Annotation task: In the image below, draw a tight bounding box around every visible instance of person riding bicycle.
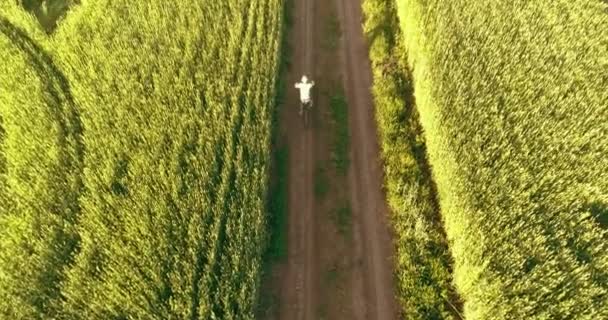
[295,75,315,115]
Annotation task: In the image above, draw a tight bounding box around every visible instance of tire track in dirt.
[335,0,400,319]
[280,0,315,318]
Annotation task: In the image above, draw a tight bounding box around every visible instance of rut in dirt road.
[281,0,315,318]
[336,0,399,319]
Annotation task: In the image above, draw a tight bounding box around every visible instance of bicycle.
[300,99,313,128]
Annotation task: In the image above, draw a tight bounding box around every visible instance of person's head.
[301,75,308,83]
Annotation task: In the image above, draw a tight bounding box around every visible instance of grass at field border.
[257,0,292,317]
[362,0,462,318]
[263,0,292,266]
[267,147,289,260]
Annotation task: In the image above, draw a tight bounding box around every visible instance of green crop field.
[391,0,608,319]
[0,0,282,319]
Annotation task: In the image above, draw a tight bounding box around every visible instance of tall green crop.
[396,0,608,319]
[0,12,83,319]
[0,0,283,318]
[53,0,281,319]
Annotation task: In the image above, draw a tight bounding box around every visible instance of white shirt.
[295,81,314,102]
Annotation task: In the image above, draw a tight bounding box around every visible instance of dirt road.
[273,0,399,319]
